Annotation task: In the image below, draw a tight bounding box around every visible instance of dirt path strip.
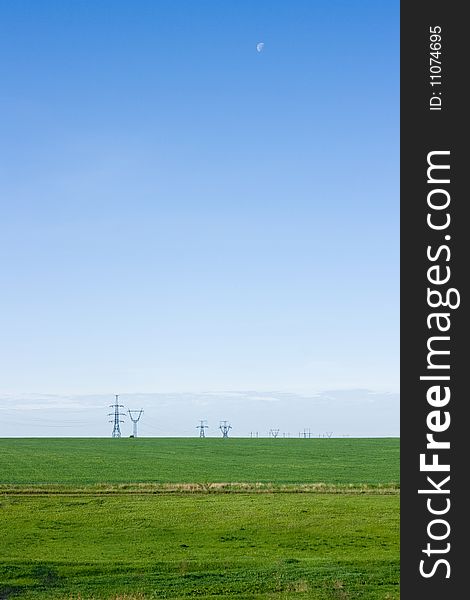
[0,482,399,495]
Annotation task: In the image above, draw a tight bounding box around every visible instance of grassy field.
[0,492,398,600]
[0,438,399,486]
[0,438,399,600]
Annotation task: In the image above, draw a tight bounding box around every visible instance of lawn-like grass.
[0,438,399,485]
[0,492,399,600]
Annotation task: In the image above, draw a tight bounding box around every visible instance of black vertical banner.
[401,2,467,598]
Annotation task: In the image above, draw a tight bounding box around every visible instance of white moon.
[256,42,264,53]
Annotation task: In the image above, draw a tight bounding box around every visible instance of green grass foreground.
[0,438,399,599]
[0,492,399,600]
[0,438,399,486]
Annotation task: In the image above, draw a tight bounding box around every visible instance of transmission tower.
[269,428,280,438]
[128,409,144,437]
[109,394,125,438]
[197,420,208,438]
[219,421,232,438]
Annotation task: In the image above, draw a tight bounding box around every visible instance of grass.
[0,438,399,486]
[0,482,399,495]
[0,438,399,599]
[0,492,399,600]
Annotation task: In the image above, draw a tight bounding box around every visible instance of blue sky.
[0,1,399,435]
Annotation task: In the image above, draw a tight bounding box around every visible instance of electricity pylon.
[109,394,125,438]
[196,420,208,438]
[128,409,144,437]
[219,421,232,438]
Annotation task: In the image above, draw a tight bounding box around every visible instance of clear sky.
[0,1,399,435]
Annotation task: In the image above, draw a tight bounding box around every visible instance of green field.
[0,438,399,486]
[0,438,399,600]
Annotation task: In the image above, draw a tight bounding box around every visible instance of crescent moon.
[256,42,264,53]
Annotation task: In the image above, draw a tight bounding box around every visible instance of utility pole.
[219,421,232,438]
[128,409,144,437]
[109,394,125,438]
[197,420,208,438]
